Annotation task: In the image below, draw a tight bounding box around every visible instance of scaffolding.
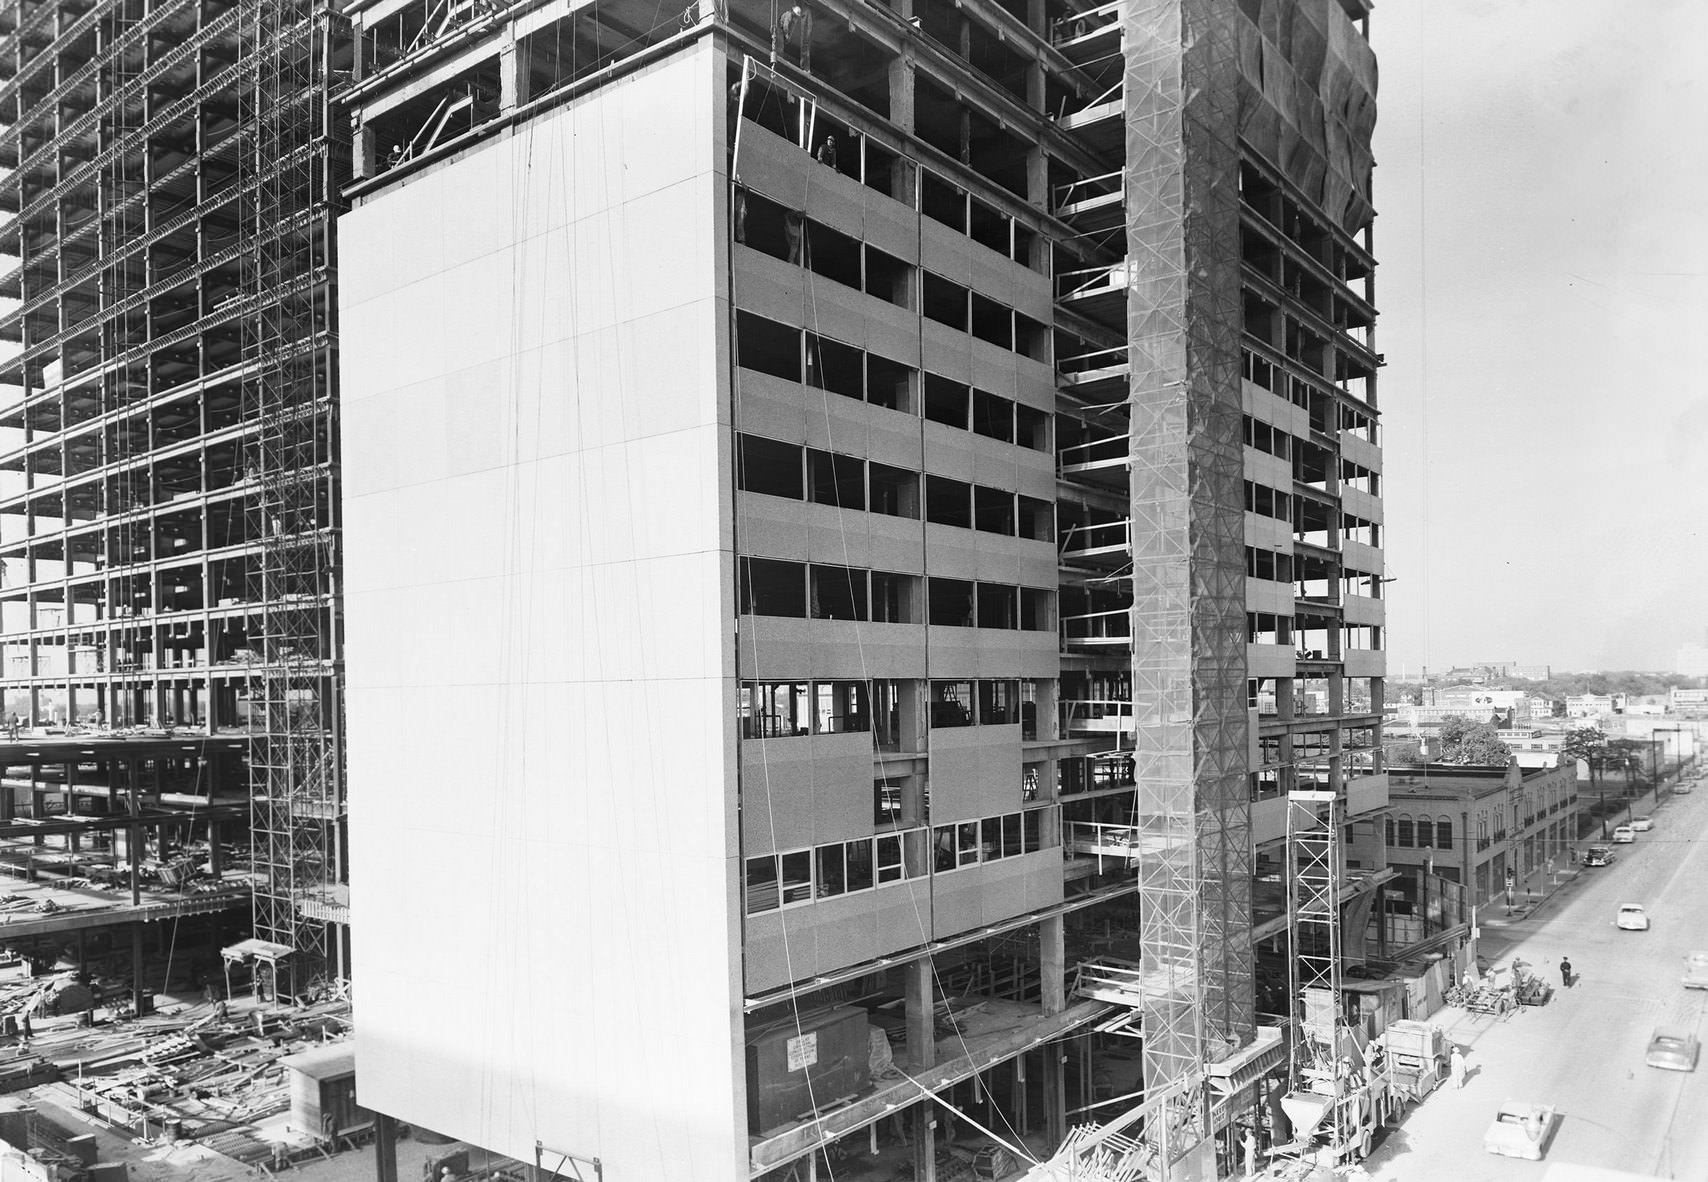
[240,0,347,997]
[1124,0,1254,1108]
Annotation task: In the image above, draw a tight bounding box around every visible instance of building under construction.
[339,0,1417,1179]
[0,0,349,1012]
[4,0,1425,1178]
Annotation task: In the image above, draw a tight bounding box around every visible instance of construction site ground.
[0,981,422,1182]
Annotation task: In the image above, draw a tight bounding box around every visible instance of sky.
[1371,0,1708,675]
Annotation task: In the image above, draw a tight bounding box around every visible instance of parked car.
[1675,782,1693,794]
[1612,825,1636,843]
[1646,1028,1700,1073]
[1682,952,1708,990]
[1616,904,1651,931]
[1630,816,1654,831]
[1583,846,1616,867]
[1484,1099,1556,1160]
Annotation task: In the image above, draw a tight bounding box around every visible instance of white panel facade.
[341,44,745,1180]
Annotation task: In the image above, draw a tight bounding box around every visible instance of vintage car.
[1616,904,1651,931]
[1582,846,1616,867]
[1646,1028,1700,1073]
[1611,825,1637,843]
[1682,952,1708,990]
[1483,1099,1556,1160]
[1630,816,1654,832]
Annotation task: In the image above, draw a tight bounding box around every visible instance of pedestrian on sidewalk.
[1560,957,1573,988]
[1450,1046,1466,1089]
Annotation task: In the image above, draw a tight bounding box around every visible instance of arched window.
[1416,818,1433,848]
[1385,818,1395,846]
[1437,818,1453,848]
[1396,815,1414,847]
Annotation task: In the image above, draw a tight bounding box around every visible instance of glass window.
[877,834,905,883]
[845,839,874,892]
[779,850,813,905]
[1001,812,1023,858]
[1436,819,1453,848]
[815,844,847,897]
[1396,816,1414,847]
[745,855,780,914]
[933,825,957,872]
[1023,810,1041,853]
[957,821,980,867]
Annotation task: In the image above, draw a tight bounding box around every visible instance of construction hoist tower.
[1271,790,1396,1171]
[239,0,349,999]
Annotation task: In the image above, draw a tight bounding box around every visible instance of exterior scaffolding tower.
[1125,0,1255,1106]
[240,0,348,996]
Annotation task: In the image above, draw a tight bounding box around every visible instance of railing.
[1055,260,1129,303]
[1059,433,1130,473]
[1059,519,1130,559]
[1050,0,1121,45]
[1061,607,1131,647]
[1052,168,1122,215]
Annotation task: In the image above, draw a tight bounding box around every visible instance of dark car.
[1583,846,1615,867]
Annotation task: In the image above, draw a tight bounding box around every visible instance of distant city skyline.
[1374,0,1708,673]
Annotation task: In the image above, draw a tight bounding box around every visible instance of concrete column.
[373,1113,399,1182]
[888,55,915,136]
[911,1106,937,1182]
[1042,1048,1066,1147]
[131,924,150,1016]
[499,32,531,113]
[906,958,935,1068]
[352,118,376,180]
[1040,914,1065,1015]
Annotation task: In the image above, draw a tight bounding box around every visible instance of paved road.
[1363,781,1708,1181]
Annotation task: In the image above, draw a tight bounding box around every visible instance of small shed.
[280,1043,371,1141]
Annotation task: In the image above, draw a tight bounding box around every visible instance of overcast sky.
[1372,0,1708,675]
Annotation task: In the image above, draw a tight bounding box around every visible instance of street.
[1364,781,1708,1180]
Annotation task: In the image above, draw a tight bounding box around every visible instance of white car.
[1676,782,1693,794]
[1616,904,1651,931]
[1683,952,1708,990]
[1484,1099,1556,1160]
[1630,816,1654,832]
[1611,825,1636,843]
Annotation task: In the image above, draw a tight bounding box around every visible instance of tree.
[1436,714,1512,765]
[1561,726,1610,838]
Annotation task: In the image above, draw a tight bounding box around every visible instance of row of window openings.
[736,311,1051,449]
[735,188,1045,358]
[1388,818,1454,849]
[1242,351,1377,435]
[744,829,925,914]
[1247,616,1384,650]
[743,806,1049,916]
[734,93,1043,272]
[739,677,1033,739]
[738,433,1052,539]
[739,559,1050,631]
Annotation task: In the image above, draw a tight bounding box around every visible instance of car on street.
[1630,816,1654,831]
[1582,846,1615,867]
[1683,952,1708,990]
[1611,825,1636,843]
[1646,1028,1700,1073]
[1616,904,1651,931]
[1483,1099,1557,1160]
[1676,782,1693,794]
